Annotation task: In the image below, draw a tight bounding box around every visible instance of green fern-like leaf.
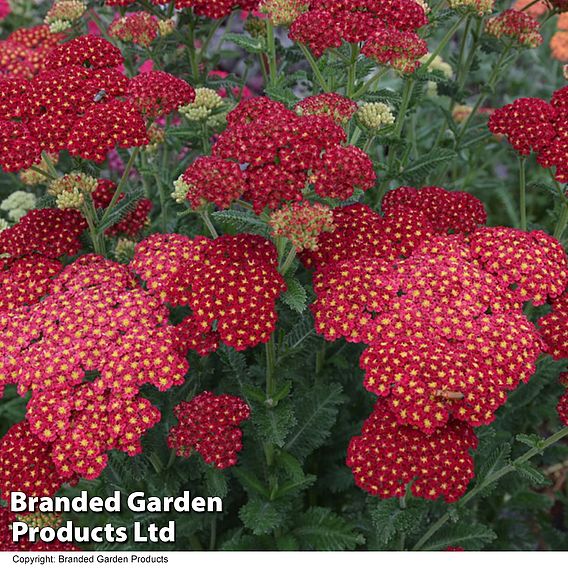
[293,507,365,551]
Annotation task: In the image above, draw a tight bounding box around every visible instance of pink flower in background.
[209,70,254,99]
[0,0,11,20]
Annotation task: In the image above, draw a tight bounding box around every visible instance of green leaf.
[293,507,365,551]
[252,400,297,448]
[285,383,346,460]
[401,149,457,184]
[212,209,270,236]
[97,187,145,232]
[239,498,286,536]
[514,462,548,487]
[370,499,427,546]
[475,443,511,494]
[281,277,307,313]
[233,467,270,499]
[224,33,265,54]
[421,522,496,551]
[204,467,229,499]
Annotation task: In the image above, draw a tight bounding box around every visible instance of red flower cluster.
[485,10,543,48]
[175,157,246,210]
[168,391,250,469]
[362,27,428,74]
[299,189,567,500]
[294,93,358,125]
[469,227,568,306]
[489,87,568,182]
[92,179,152,237]
[548,0,568,11]
[539,288,568,359]
[212,97,375,212]
[382,186,487,234]
[151,0,260,19]
[0,25,64,79]
[109,12,160,48]
[0,209,86,310]
[127,71,195,119]
[0,255,188,480]
[0,422,68,499]
[347,402,477,502]
[0,35,154,170]
[131,233,286,351]
[289,0,428,62]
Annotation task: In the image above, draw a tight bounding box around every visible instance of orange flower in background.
[512,0,548,17]
[551,30,568,61]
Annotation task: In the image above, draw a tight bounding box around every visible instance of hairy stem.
[519,156,527,231]
[299,44,329,92]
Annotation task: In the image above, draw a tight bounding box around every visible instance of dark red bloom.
[347,402,477,502]
[168,391,250,469]
[382,186,487,234]
[539,288,568,359]
[0,422,68,499]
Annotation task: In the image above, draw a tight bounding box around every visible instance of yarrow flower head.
[259,0,308,26]
[289,0,428,58]
[294,93,358,125]
[213,97,375,213]
[168,392,251,469]
[109,12,160,48]
[489,86,568,182]
[362,27,428,74]
[127,71,196,119]
[485,10,543,49]
[382,186,487,234]
[447,0,494,16]
[538,287,568,359]
[270,201,335,251]
[356,102,395,130]
[0,422,69,499]
[0,191,37,222]
[173,157,245,210]
[347,402,477,502]
[44,0,86,33]
[0,255,188,480]
[178,87,224,123]
[48,172,98,210]
[131,233,286,351]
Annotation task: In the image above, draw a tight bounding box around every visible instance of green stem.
[187,20,200,81]
[265,334,276,399]
[299,44,329,92]
[266,20,278,88]
[280,246,297,275]
[41,152,58,177]
[375,78,414,207]
[412,426,568,551]
[353,68,388,98]
[346,43,359,98]
[519,156,527,231]
[209,517,217,551]
[455,43,513,145]
[98,147,140,228]
[554,200,568,240]
[199,209,219,238]
[29,166,55,181]
[421,13,467,72]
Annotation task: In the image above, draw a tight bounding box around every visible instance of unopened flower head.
[447,0,494,16]
[48,172,97,200]
[420,53,452,97]
[19,154,59,186]
[179,88,224,122]
[0,191,37,221]
[114,238,137,263]
[486,10,543,49]
[158,18,176,37]
[270,201,336,252]
[44,0,86,33]
[356,102,395,130]
[145,124,166,153]
[260,0,309,26]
